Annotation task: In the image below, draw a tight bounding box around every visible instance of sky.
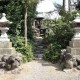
[51,0,63,5]
[36,0,63,12]
[36,0,63,19]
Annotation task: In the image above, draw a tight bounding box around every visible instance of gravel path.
[0,59,80,80]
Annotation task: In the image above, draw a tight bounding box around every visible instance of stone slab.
[69,40,80,48]
[0,42,12,48]
[67,46,80,55]
[0,48,16,55]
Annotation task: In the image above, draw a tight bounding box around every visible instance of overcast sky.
[51,0,63,5]
[36,0,63,12]
[36,0,62,19]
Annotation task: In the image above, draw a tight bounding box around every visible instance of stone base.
[0,37,10,42]
[0,42,12,48]
[0,41,16,55]
[0,48,16,55]
[69,40,80,48]
[67,40,80,55]
[67,46,80,55]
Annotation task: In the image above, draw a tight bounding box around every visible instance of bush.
[43,12,75,62]
[43,43,61,62]
[43,23,74,62]
[52,23,74,48]
[17,44,34,62]
[10,36,34,62]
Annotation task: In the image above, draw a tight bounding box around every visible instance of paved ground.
[0,59,80,80]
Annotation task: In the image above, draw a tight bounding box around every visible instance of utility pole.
[63,0,65,10]
[68,0,71,11]
[63,0,69,11]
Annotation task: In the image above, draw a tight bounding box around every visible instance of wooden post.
[24,7,27,46]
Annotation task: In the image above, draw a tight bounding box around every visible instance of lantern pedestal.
[0,41,16,55]
[0,27,10,41]
[72,27,80,40]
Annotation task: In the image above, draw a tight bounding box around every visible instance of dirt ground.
[0,59,80,80]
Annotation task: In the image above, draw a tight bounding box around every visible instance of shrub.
[43,43,61,62]
[52,23,74,48]
[43,12,75,62]
[10,36,34,62]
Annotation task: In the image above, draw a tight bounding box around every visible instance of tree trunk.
[24,8,27,46]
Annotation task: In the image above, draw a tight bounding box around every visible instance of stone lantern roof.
[73,13,80,23]
[0,13,9,22]
[0,13,12,27]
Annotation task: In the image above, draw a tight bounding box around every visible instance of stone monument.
[0,13,16,55]
[67,13,80,55]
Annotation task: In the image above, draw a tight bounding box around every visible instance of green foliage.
[6,0,24,36]
[4,0,38,62]
[10,36,34,62]
[52,23,74,48]
[43,43,61,62]
[43,12,76,62]
[17,43,34,62]
[6,0,37,38]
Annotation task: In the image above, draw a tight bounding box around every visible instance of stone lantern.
[0,0,17,55]
[67,13,80,55]
[0,13,16,55]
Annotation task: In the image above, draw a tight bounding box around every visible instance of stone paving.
[0,59,80,80]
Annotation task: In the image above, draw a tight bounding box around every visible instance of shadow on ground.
[36,59,63,72]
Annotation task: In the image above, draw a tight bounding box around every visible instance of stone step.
[37,46,44,48]
[67,46,80,55]
[36,48,45,51]
[0,48,16,55]
[34,42,43,46]
[34,37,43,41]
[35,51,41,54]
[35,49,45,54]
[34,40,43,43]
[34,54,43,59]
[35,46,44,50]
[35,37,43,39]
[0,42,12,48]
[35,48,45,52]
[34,42,45,46]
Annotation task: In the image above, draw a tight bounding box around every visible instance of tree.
[6,0,38,45]
[22,0,28,46]
[54,3,66,16]
[22,0,38,46]
[5,0,38,61]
